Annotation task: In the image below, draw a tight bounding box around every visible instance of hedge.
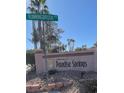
[26,51,35,66]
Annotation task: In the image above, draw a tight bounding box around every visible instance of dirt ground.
[26,70,97,93]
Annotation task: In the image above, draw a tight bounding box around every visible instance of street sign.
[26,13,58,21]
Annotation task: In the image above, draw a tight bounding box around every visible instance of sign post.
[26,13,58,83]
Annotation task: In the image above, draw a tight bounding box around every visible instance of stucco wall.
[35,48,97,74]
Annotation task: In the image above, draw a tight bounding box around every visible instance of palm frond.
[31,0,39,7]
[44,5,48,9]
[39,0,46,4]
[27,6,37,13]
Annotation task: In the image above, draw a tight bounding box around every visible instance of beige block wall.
[35,48,97,74]
[35,53,45,73]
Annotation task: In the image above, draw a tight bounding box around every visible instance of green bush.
[26,50,35,66]
[83,80,97,93]
[75,47,82,51]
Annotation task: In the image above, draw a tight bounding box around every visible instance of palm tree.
[82,44,87,49]
[67,39,75,51]
[31,25,39,49]
[94,42,97,47]
[28,0,39,49]
[60,44,67,52]
[28,0,47,49]
[28,0,54,50]
[71,39,75,51]
[28,0,63,52]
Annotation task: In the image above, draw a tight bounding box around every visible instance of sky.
[26,0,97,49]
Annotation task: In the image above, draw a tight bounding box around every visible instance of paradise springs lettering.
[56,60,87,68]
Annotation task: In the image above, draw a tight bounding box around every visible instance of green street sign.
[26,13,58,21]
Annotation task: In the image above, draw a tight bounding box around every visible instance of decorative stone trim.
[43,52,94,58]
[26,80,73,92]
[26,84,41,92]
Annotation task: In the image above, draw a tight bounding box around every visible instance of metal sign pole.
[42,20,48,82]
[42,7,49,86]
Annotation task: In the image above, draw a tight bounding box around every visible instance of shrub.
[75,47,82,51]
[26,50,35,66]
[80,71,86,78]
[83,80,97,93]
[48,69,58,75]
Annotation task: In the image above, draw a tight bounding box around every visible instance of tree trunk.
[38,21,43,49]
[34,42,37,49]
[32,21,38,49]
